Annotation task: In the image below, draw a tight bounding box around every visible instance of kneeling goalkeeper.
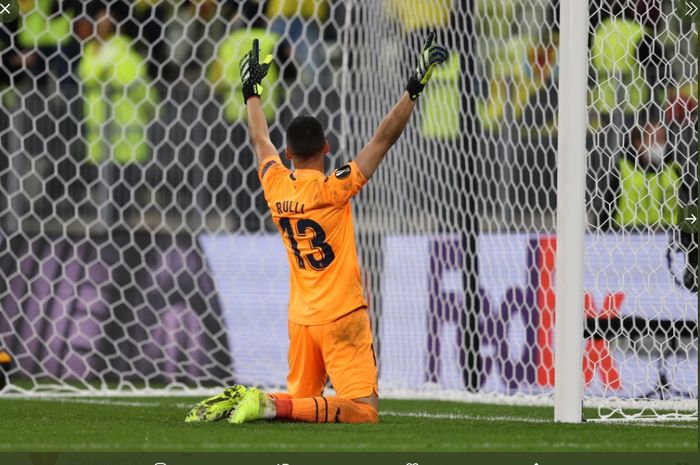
[186,33,447,424]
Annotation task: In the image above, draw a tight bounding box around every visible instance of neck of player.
[293,154,325,173]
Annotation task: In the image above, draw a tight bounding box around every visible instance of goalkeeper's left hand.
[239,38,273,102]
[405,32,449,100]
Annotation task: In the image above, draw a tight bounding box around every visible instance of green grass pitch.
[0,397,695,452]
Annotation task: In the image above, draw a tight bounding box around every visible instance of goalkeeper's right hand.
[239,38,273,102]
[405,32,449,100]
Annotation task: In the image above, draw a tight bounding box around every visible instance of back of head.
[286,115,325,160]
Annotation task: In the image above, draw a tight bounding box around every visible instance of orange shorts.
[286,308,378,400]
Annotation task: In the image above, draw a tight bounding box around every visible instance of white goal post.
[0,0,696,422]
[554,0,589,424]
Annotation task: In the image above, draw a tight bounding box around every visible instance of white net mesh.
[0,0,696,420]
[583,0,697,419]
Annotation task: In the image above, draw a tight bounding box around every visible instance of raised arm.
[354,32,448,180]
[354,92,416,180]
[246,96,277,163]
[240,39,277,164]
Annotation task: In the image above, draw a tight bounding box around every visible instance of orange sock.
[267,392,293,401]
[274,396,378,424]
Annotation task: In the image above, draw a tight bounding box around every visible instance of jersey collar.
[292,168,326,179]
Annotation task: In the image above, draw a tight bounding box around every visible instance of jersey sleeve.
[258,155,287,194]
[324,161,368,205]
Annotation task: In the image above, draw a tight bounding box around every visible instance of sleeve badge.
[334,164,352,179]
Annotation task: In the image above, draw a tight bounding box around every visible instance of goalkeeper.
[186,33,448,424]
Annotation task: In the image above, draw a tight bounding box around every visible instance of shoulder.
[330,161,365,184]
[322,161,367,203]
[260,157,281,176]
[259,155,289,184]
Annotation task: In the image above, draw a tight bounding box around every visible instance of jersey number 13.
[278,218,335,270]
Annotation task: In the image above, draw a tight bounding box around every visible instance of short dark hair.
[286,115,325,159]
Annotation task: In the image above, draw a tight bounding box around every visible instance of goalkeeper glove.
[239,38,273,102]
[405,32,449,100]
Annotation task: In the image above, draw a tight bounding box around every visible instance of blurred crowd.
[0,0,344,231]
[471,0,696,236]
[0,0,696,247]
[474,0,697,289]
[0,0,340,90]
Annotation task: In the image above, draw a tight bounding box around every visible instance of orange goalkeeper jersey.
[258,155,368,325]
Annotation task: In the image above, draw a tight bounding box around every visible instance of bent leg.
[258,311,379,424]
[271,309,380,424]
[286,320,327,398]
[322,309,379,402]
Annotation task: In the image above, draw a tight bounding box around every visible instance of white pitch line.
[379,410,697,429]
[8,398,697,429]
[20,397,164,408]
[382,409,549,423]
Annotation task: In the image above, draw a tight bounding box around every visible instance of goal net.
[0,0,696,421]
